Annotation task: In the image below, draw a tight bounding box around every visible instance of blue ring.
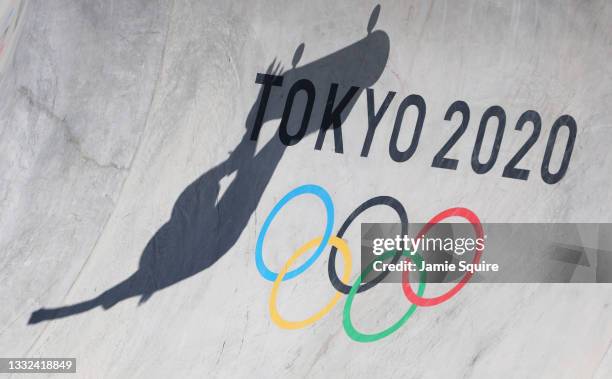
[255,184,334,281]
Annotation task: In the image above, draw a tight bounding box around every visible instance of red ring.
[401,207,483,307]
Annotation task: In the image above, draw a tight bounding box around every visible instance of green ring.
[343,250,426,343]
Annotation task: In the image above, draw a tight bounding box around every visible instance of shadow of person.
[29,5,390,324]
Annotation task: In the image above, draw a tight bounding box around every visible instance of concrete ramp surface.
[1,1,612,377]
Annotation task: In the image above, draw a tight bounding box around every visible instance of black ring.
[328,196,408,294]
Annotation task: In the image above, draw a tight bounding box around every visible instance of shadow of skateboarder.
[29,5,390,324]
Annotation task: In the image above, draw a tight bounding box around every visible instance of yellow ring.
[269,236,352,329]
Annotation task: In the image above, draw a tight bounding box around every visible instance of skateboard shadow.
[29,5,390,324]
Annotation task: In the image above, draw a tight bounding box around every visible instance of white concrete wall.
[1,1,612,377]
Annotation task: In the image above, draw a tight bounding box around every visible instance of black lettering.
[278,79,316,146]
[389,94,426,162]
[249,73,284,141]
[361,89,396,157]
[314,83,360,153]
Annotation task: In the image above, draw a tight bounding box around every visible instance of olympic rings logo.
[255,184,484,342]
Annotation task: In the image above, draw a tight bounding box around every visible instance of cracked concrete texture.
[2,0,612,378]
[0,0,171,355]
[17,86,129,171]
